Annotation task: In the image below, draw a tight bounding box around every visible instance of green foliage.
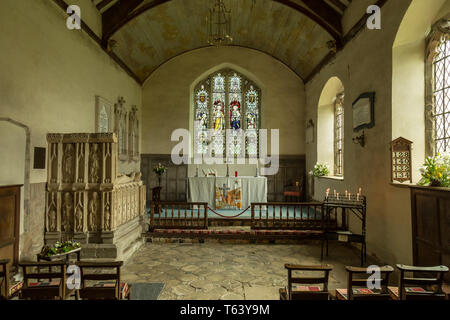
[309,162,330,177]
[40,240,81,257]
[153,162,167,175]
[418,153,450,187]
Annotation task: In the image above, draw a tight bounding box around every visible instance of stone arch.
[392,0,449,181]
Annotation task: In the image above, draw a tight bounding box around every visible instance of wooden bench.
[76,261,131,300]
[19,261,69,300]
[280,264,333,300]
[335,265,394,300]
[388,264,449,300]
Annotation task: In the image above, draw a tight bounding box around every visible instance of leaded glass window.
[194,69,261,158]
[334,94,344,176]
[433,38,450,153]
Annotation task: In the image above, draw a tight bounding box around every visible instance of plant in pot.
[309,162,330,178]
[418,153,450,187]
[153,163,167,187]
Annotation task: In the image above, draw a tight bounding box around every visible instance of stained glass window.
[193,69,260,159]
[334,94,344,176]
[195,85,209,154]
[433,38,450,153]
[246,85,259,157]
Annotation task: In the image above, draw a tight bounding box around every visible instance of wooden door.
[0,185,21,268]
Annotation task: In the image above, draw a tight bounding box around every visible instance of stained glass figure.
[195,85,209,154]
[245,86,259,156]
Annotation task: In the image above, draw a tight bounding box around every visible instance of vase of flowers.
[418,153,450,188]
[309,162,330,177]
[153,163,167,186]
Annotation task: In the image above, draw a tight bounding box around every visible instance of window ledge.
[390,182,450,192]
[316,176,344,181]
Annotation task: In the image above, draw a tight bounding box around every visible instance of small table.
[36,248,81,281]
[37,247,81,264]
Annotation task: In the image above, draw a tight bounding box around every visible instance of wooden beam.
[305,0,389,83]
[274,0,343,43]
[326,0,347,12]
[298,0,343,32]
[102,0,144,43]
[96,0,116,11]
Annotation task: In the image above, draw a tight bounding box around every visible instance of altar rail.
[251,202,326,230]
[150,202,208,230]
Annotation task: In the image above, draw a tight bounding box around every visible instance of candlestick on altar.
[345,190,348,197]
[334,189,336,196]
[357,193,360,201]
[337,192,340,200]
[348,192,351,200]
[358,187,362,194]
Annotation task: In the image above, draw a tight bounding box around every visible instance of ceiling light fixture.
[206,0,232,46]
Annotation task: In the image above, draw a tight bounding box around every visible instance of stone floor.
[120,241,380,300]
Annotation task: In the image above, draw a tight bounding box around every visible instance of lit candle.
[337,192,340,200]
[345,190,348,197]
[348,192,351,200]
[334,189,336,196]
[358,187,362,194]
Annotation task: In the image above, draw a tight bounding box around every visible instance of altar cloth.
[187,176,267,210]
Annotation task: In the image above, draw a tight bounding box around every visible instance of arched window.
[334,93,344,176]
[194,69,261,158]
[432,37,450,153]
[425,20,450,156]
[317,76,344,177]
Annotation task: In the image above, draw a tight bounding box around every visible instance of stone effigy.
[44,133,146,260]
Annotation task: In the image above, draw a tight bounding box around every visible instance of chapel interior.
[0,0,449,301]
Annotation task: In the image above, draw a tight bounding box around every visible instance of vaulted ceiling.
[91,0,352,83]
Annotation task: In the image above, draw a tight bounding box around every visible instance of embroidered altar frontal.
[187,177,267,210]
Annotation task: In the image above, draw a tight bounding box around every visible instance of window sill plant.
[418,153,450,188]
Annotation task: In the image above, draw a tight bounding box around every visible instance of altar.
[187,176,267,210]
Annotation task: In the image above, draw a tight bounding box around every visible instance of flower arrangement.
[153,163,167,186]
[40,240,81,257]
[309,162,330,177]
[418,153,450,187]
[153,163,167,175]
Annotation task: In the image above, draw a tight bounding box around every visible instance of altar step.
[144,226,323,244]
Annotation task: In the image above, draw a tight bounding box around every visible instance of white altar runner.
[187,177,267,210]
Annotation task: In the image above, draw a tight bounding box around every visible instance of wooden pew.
[280,264,333,300]
[335,265,394,300]
[19,261,68,300]
[76,261,131,300]
[388,264,449,300]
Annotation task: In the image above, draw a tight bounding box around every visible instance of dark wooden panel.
[0,185,22,268]
[141,154,187,204]
[411,187,450,282]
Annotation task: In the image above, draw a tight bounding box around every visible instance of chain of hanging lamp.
[207,0,233,46]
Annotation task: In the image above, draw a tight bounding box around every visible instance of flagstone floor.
[120,241,382,300]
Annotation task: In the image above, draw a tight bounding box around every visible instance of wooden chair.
[335,265,394,300]
[76,261,131,300]
[280,264,333,300]
[388,264,449,300]
[19,261,68,300]
[283,177,304,202]
[0,259,22,300]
